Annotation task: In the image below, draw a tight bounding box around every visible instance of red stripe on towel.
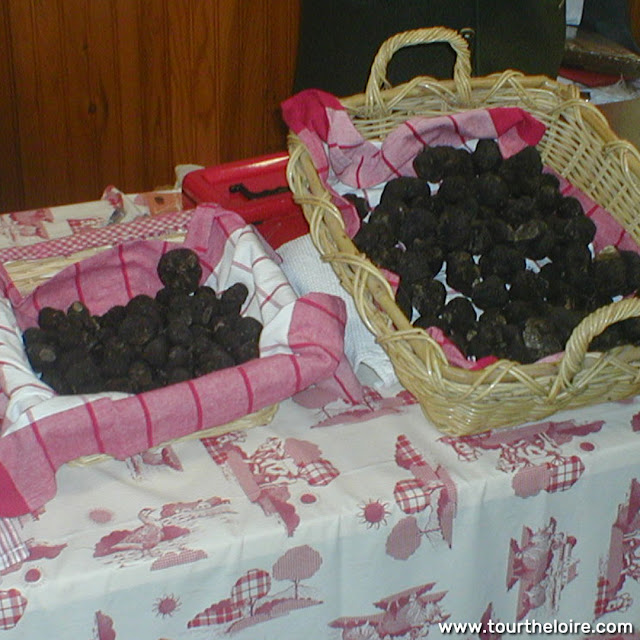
[118,244,134,299]
[187,380,204,432]
[74,262,87,306]
[290,354,303,394]
[136,394,154,449]
[298,296,346,327]
[237,366,254,415]
[30,418,56,473]
[85,401,105,453]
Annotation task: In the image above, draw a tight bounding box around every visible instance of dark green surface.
[294,0,566,96]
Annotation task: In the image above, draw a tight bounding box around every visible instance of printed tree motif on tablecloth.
[201,433,339,536]
[94,610,116,640]
[440,419,603,498]
[385,435,457,560]
[594,477,640,619]
[506,517,579,621]
[302,386,417,428]
[328,582,449,639]
[187,545,323,634]
[0,588,27,630]
[272,545,322,599]
[93,496,233,569]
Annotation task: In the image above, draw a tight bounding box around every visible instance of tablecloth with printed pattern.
[0,194,639,640]
[0,383,639,639]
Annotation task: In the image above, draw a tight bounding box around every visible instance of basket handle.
[365,27,473,114]
[551,297,640,398]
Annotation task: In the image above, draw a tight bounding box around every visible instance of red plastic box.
[182,152,308,248]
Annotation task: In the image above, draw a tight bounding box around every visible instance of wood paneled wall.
[0,0,300,213]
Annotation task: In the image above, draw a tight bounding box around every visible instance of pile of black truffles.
[351,140,640,364]
[22,248,263,394]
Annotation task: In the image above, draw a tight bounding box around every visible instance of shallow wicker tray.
[2,228,277,465]
[286,26,640,436]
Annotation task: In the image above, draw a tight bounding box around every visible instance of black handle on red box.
[229,182,290,201]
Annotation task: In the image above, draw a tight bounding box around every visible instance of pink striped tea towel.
[281,89,547,238]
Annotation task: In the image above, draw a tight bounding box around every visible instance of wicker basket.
[2,226,277,466]
[286,26,640,436]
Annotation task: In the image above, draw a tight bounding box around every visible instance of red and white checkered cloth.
[0,204,362,517]
[0,518,28,572]
[0,588,27,630]
[395,433,427,470]
[231,568,272,605]
[297,458,339,486]
[393,477,431,514]
[187,598,243,628]
[545,455,585,493]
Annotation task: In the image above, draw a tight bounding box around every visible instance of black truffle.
[38,307,67,332]
[157,248,202,293]
[562,215,597,247]
[141,335,169,368]
[556,196,584,219]
[25,340,58,371]
[593,248,628,298]
[65,354,103,394]
[380,176,431,207]
[508,270,549,304]
[446,251,481,296]
[128,360,156,392]
[498,146,543,196]
[343,193,370,219]
[411,279,447,317]
[522,316,563,361]
[620,249,640,294]
[118,313,159,347]
[413,145,473,182]
[472,139,502,174]
[195,344,237,374]
[99,336,133,378]
[99,305,127,332]
[474,173,509,209]
[438,175,473,204]
[440,296,477,336]
[471,275,509,310]
[437,206,472,251]
[479,244,526,281]
[397,246,439,285]
[219,282,249,315]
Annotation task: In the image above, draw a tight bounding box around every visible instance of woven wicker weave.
[287,26,640,435]
[2,230,277,465]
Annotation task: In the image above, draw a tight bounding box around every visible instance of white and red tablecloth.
[0,192,639,640]
[1,381,639,639]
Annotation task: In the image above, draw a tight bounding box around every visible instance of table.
[1,190,639,640]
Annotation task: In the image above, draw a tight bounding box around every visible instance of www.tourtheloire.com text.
[439,619,634,636]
